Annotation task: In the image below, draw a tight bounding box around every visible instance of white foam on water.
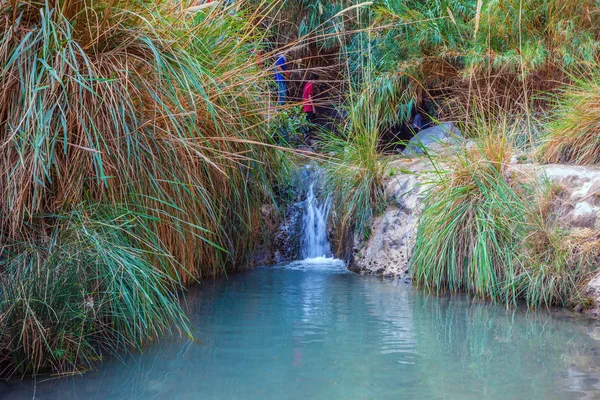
[283,257,346,272]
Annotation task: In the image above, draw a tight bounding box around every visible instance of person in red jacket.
[303,72,317,119]
[301,72,318,141]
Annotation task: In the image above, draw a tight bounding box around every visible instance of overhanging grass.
[0,0,288,375]
[0,207,192,376]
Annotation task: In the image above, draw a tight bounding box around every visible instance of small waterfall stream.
[301,182,332,259]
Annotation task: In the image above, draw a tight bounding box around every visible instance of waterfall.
[301,182,332,259]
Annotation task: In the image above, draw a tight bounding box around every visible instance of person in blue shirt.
[274,53,287,105]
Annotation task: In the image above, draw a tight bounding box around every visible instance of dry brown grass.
[540,75,600,165]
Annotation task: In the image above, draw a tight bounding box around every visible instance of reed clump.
[321,94,387,244]
[0,0,285,375]
[539,72,600,164]
[412,115,522,302]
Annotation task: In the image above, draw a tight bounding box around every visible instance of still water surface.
[6,258,600,399]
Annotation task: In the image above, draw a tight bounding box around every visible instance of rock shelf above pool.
[350,147,600,316]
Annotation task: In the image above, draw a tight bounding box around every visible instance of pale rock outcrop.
[507,163,600,229]
[536,165,600,315]
[538,165,600,230]
[350,123,463,277]
[349,158,429,278]
[351,152,600,314]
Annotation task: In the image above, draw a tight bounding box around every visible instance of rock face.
[538,165,600,230]
[251,197,305,267]
[349,159,428,278]
[537,165,600,315]
[249,202,302,267]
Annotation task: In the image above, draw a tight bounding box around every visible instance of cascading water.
[301,182,332,259]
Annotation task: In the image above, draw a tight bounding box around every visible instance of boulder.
[402,122,463,157]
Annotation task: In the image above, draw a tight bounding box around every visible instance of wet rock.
[250,195,303,266]
[273,201,303,262]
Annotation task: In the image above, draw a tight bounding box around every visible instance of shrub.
[271,106,310,146]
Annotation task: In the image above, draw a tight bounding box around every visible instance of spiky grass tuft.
[540,73,600,164]
[412,115,522,302]
[321,98,387,245]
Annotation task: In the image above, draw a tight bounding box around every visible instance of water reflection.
[409,292,600,399]
[5,261,600,400]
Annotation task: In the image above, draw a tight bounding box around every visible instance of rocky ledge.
[349,124,600,314]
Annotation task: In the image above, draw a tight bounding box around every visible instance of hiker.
[274,53,287,105]
[302,72,317,136]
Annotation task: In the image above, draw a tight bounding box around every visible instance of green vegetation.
[294,0,600,308]
[0,0,286,375]
[263,0,600,309]
[4,0,600,377]
[321,96,387,241]
[412,114,600,307]
[367,0,600,118]
[377,0,600,73]
[0,208,191,375]
[412,116,523,303]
